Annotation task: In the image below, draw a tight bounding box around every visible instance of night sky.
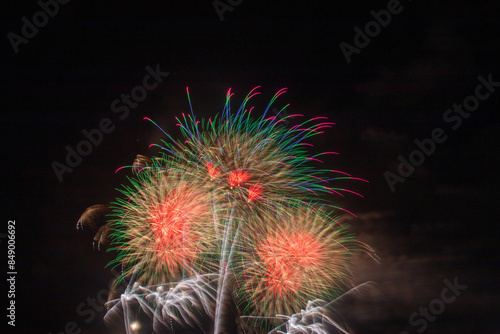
[2,1,500,333]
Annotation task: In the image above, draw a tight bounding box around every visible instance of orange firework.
[148,184,204,274]
[256,228,326,298]
[109,167,218,286]
[233,206,363,324]
[247,183,263,202]
[228,170,251,188]
[206,161,221,180]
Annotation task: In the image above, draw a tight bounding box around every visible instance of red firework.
[122,182,215,282]
[206,161,221,180]
[234,207,361,320]
[255,228,326,298]
[247,183,264,202]
[228,170,251,188]
[149,201,199,273]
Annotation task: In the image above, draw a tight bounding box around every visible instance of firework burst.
[80,87,371,334]
[233,206,363,328]
[109,163,220,286]
[142,87,365,210]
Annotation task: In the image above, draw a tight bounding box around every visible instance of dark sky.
[2,1,500,333]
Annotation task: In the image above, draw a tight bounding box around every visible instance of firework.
[142,87,362,210]
[232,205,364,330]
[80,87,370,334]
[104,273,219,333]
[108,161,220,286]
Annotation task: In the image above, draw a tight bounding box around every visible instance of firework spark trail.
[106,278,374,334]
[235,282,375,334]
[166,88,360,206]
[214,207,235,334]
[106,270,219,333]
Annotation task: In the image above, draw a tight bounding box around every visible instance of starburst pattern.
[109,169,219,286]
[233,206,362,327]
[92,87,371,333]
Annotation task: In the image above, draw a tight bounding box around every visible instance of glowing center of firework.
[228,170,250,188]
[256,230,325,297]
[148,187,202,273]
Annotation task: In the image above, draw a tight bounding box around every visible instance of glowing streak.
[307,157,324,163]
[228,170,251,188]
[115,166,126,173]
[350,177,369,183]
[248,183,264,202]
[331,170,351,176]
[206,161,221,179]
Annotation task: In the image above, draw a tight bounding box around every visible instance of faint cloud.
[361,127,407,149]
